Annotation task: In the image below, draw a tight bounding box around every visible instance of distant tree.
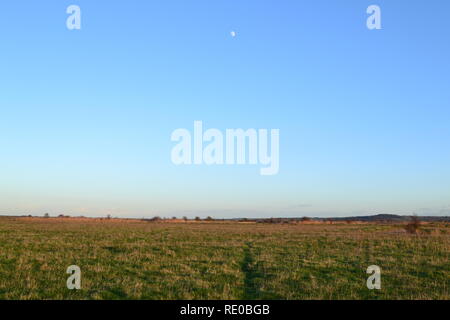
[182,216,188,221]
[106,214,112,219]
[206,216,213,221]
[301,216,311,222]
[195,216,201,221]
[44,213,50,218]
[151,216,161,222]
[58,214,65,218]
[172,216,177,220]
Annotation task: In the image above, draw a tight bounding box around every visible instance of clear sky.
[1,1,449,218]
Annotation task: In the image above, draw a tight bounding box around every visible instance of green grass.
[0,217,448,300]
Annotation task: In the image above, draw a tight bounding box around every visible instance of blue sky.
[1,1,449,218]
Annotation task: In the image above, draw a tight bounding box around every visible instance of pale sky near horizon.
[1,1,449,218]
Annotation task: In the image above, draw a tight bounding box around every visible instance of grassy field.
[0,216,448,300]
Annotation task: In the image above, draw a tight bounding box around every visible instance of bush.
[405,215,421,234]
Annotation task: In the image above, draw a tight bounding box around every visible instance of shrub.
[405,215,421,234]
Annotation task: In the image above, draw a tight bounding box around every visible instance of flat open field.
[0,217,448,300]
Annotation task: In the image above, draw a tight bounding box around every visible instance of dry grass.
[0,216,448,300]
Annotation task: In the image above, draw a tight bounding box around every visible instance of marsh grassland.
[0,217,448,300]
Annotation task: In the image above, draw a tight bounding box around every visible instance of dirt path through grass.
[241,242,264,299]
